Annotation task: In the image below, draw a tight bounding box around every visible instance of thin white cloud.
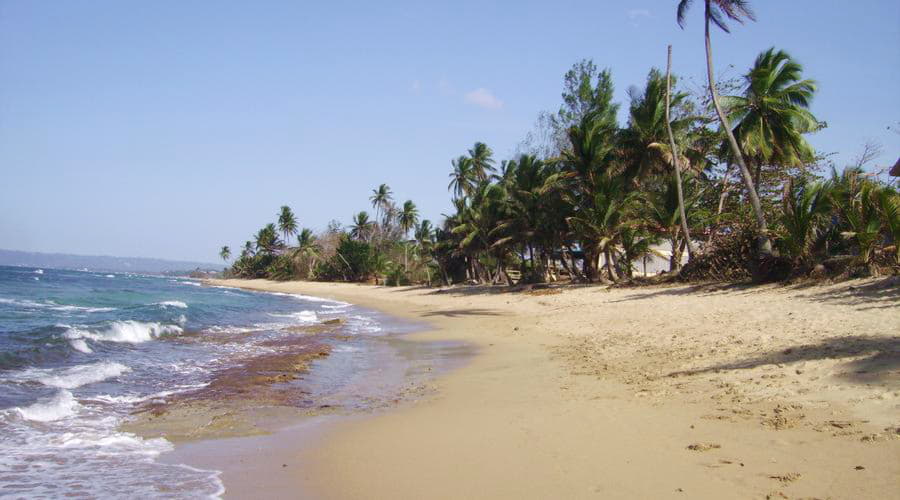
[464,88,504,110]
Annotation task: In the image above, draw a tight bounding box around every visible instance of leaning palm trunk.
[703,1,771,255]
[665,45,696,259]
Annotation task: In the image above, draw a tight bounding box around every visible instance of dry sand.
[206,277,899,499]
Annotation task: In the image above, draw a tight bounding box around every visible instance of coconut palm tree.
[619,63,697,258]
[676,0,772,255]
[451,182,507,283]
[242,241,254,258]
[566,175,637,282]
[561,70,620,196]
[369,184,393,227]
[619,227,662,278]
[277,206,298,245]
[349,211,374,242]
[839,182,889,274]
[290,228,321,277]
[219,246,231,263]
[254,223,281,255]
[721,48,820,191]
[399,200,419,236]
[644,174,701,271]
[467,142,496,182]
[398,200,420,271]
[448,156,477,199]
[777,179,830,264]
[665,46,697,259]
[492,154,562,280]
[621,68,692,183]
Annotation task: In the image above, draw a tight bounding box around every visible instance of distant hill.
[0,249,222,274]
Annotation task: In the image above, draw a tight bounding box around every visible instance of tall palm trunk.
[704,0,772,255]
[665,45,696,259]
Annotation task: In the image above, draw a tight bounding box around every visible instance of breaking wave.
[13,390,81,422]
[64,321,183,344]
[156,300,188,309]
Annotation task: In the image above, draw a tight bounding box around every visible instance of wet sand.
[205,277,899,499]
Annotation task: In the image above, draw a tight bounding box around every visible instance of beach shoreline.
[201,277,898,499]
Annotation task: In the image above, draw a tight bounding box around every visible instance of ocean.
[0,265,420,498]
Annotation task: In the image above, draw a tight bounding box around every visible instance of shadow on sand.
[667,335,900,384]
[606,276,899,312]
[790,276,900,311]
[606,282,754,303]
[419,308,505,318]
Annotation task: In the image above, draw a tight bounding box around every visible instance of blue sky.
[1,0,898,263]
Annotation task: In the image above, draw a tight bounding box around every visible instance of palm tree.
[619,227,662,278]
[492,154,563,281]
[450,182,507,283]
[290,228,321,277]
[676,0,772,255]
[566,175,637,282]
[254,223,281,255]
[839,182,888,275]
[665,46,697,259]
[219,246,231,263]
[448,156,477,199]
[369,184,393,227]
[398,200,420,271]
[621,68,692,182]
[349,211,373,242]
[242,241,254,258]
[644,175,701,271]
[559,73,621,281]
[561,69,620,195]
[777,179,830,264]
[721,48,820,191]
[467,142,496,182]
[399,200,419,235]
[277,206,298,245]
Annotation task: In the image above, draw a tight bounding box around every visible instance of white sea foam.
[270,292,350,306]
[34,277,40,281]
[88,388,182,405]
[34,269,44,274]
[321,303,352,310]
[177,280,202,287]
[105,274,115,278]
[64,321,183,344]
[0,298,114,313]
[346,315,383,334]
[156,300,188,309]
[267,310,317,322]
[0,407,224,497]
[69,338,93,353]
[34,362,132,389]
[14,390,81,422]
[49,302,116,313]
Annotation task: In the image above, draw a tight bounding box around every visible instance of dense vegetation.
[222,1,898,285]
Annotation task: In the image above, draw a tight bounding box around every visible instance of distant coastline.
[0,249,221,275]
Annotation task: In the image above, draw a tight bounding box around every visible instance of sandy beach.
[204,277,899,499]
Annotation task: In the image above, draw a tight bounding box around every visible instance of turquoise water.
[0,265,390,498]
